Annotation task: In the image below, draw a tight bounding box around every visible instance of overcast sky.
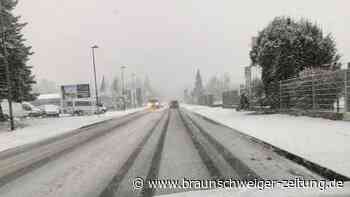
[15,0,350,98]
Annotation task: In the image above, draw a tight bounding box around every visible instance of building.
[31,93,61,106]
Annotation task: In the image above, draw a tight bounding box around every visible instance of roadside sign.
[77,84,90,98]
[61,84,90,99]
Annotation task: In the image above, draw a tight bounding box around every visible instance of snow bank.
[183,105,350,177]
[0,108,145,153]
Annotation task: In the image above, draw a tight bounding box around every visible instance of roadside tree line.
[0,0,36,121]
[184,69,236,105]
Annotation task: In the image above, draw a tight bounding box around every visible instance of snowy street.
[0,108,329,197]
[2,0,350,196]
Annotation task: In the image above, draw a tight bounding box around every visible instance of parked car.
[21,102,45,117]
[94,103,108,114]
[39,104,60,117]
[169,100,179,109]
[100,103,107,113]
[61,99,108,116]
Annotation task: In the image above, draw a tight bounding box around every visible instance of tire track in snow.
[177,109,222,179]
[0,111,150,188]
[99,110,167,197]
[181,109,260,181]
[141,110,171,197]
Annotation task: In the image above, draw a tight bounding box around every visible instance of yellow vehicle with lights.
[147,98,160,111]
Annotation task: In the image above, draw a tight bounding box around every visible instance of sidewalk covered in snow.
[0,108,145,153]
[184,105,350,178]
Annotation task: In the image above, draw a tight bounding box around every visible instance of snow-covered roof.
[37,93,61,100]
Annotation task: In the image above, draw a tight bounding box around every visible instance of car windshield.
[0,1,349,197]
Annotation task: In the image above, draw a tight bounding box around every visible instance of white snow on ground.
[183,105,350,178]
[0,108,145,153]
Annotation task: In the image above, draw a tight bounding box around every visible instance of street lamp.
[91,45,99,109]
[131,73,136,108]
[121,65,126,110]
[121,65,126,95]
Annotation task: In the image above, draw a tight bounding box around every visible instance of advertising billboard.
[61,84,90,99]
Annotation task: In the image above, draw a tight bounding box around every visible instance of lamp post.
[132,73,136,108]
[91,45,99,109]
[121,65,126,110]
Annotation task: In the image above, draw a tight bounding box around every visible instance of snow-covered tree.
[250,16,340,108]
[100,75,108,94]
[251,78,266,106]
[205,73,233,101]
[0,0,36,120]
[192,70,204,104]
[206,75,220,99]
[183,89,190,103]
[110,76,120,96]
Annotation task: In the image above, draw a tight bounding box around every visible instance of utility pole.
[121,65,126,110]
[132,73,136,108]
[91,45,99,109]
[0,2,14,131]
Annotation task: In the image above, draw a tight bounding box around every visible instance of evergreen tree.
[143,75,155,99]
[183,89,189,103]
[206,75,220,98]
[193,70,204,104]
[205,73,232,101]
[100,75,107,94]
[110,76,120,96]
[250,16,340,107]
[0,0,36,119]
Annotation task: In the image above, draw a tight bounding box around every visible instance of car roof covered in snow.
[37,93,61,100]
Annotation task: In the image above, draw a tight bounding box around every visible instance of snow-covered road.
[0,110,162,197]
[0,108,336,197]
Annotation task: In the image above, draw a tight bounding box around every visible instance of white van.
[62,98,106,115]
[1,101,44,118]
[38,104,60,117]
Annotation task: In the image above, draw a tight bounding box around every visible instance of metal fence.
[279,69,350,113]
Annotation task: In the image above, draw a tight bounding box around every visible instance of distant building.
[31,93,61,106]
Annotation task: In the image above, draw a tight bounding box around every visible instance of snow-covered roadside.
[0,108,145,153]
[183,105,350,178]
